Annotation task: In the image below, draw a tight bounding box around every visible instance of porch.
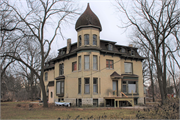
[104,92,136,107]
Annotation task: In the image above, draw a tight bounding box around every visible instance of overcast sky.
[50,0,131,56]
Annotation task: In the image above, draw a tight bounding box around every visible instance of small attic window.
[121,48,125,53]
[131,50,135,56]
[108,44,113,51]
[60,50,65,55]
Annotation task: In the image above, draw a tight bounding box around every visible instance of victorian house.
[43,3,145,107]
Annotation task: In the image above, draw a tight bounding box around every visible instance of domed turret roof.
[75,3,102,31]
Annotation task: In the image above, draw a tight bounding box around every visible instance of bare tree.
[1,0,78,107]
[115,0,180,104]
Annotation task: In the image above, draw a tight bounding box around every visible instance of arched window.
[93,34,97,45]
[84,34,89,45]
[108,44,113,51]
[131,50,135,56]
[78,35,81,46]
[121,48,125,53]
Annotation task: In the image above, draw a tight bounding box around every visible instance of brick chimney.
[129,44,133,47]
[66,38,71,54]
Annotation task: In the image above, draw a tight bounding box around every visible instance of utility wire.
[64,59,122,78]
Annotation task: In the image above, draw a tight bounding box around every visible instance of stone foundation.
[82,98,93,106]
[138,97,144,104]
[64,98,76,106]
[98,98,104,107]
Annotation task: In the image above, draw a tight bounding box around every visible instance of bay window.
[84,55,90,70]
[56,81,64,96]
[93,34,97,45]
[79,35,81,46]
[93,55,98,70]
[78,78,81,94]
[84,78,90,94]
[78,56,81,70]
[84,34,89,45]
[93,78,98,93]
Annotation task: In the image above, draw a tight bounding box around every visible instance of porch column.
[117,100,119,107]
[114,99,116,108]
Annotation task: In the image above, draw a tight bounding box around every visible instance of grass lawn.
[1,101,139,119]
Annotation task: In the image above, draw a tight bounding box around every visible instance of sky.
[50,0,131,56]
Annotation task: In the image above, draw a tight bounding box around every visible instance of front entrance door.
[113,80,118,96]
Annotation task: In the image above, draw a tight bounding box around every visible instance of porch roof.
[110,71,122,79]
[55,75,65,80]
[47,81,54,86]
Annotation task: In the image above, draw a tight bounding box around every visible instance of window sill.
[72,70,77,73]
[93,93,98,95]
[124,72,133,74]
[84,69,90,71]
[93,69,98,71]
[106,68,114,70]
[84,45,90,47]
[56,94,64,97]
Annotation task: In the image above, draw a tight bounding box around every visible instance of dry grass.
[1,101,138,119]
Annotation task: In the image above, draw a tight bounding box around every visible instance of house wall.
[41,69,54,100]
[43,27,144,106]
[48,86,54,103]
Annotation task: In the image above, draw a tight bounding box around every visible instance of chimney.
[66,38,71,54]
[129,44,133,47]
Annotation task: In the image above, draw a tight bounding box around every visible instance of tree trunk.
[162,42,167,99]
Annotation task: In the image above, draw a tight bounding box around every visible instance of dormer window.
[79,35,81,46]
[131,50,135,56]
[121,48,125,53]
[84,34,89,45]
[60,50,65,55]
[93,34,97,45]
[108,44,113,51]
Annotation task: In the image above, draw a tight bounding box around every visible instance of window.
[78,78,81,94]
[122,81,127,93]
[106,60,114,69]
[124,62,133,74]
[108,44,113,51]
[121,48,125,53]
[79,35,81,46]
[93,55,98,70]
[84,78,90,94]
[93,78,98,93]
[84,55,90,70]
[59,63,64,75]
[131,50,135,56]
[113,81,117,95]
[84,34,89,45]
[93,34,97,45]
[78,56,81,70]
[60,50,65,55]
[72,61,77,71]
[56,81,64,96]
[128,81,137,94]
[45,72,48,81]
[51,92,53,98]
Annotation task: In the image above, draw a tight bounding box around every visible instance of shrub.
[16,104,21,107]
[136,98,179,119]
